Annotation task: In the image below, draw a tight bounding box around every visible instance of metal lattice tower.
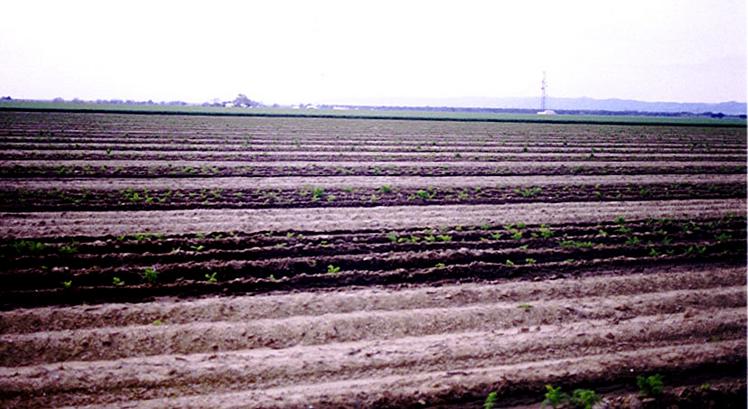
[541,71,547,111]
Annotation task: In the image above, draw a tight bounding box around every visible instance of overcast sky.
[0,0,745,105]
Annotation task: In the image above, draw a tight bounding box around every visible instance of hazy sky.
[1,0,745,104]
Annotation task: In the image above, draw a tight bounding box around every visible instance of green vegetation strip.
[1,102,744,127]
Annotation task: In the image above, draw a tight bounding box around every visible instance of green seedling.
[505,259,516,267]
[685,245,707,255]
[415,189,432,200]
[311,187,325,201]
[62,280,72,289]
[538,224,554,238]
[570,389,600,409]
[435,262,446,269]
[617,225,632,234]
[518,303,533,311]
[716,232,731,242]
[515,186,542,198]
[379,185,392,193]
[543,384,568,408]
[525,258,537,265]
[386,232,398,242]
[559,240,594,249]
[490,232,502,240]
[483,391,498,409]
[327,264,341,274]
[636,374,664,397]
[437,234,452,242]
[625,236,641,246]
[205,272,218,283]
[112,276,125,286]
[143,266,158,284]
[59,244,79,254]
[10,240,47,255]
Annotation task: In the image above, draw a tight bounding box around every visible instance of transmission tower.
[540,71,547,111]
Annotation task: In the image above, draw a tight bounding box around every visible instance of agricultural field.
[0,111,745,408]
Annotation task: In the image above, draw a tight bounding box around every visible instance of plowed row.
[0,111,745,408]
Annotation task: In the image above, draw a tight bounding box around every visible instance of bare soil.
[0,111,745,408]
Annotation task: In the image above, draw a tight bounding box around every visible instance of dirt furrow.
[1,199,742,238]
[3,174,744,191]
[1,285,743,367]
[1,263,741,334]
[49,340,745,409]
[1,308,743,408]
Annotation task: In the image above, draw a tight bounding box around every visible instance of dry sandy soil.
[0,112,745,408]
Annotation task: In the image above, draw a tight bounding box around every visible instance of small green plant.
[543,384,568,408]
[538,224,554,238]
[205,272,218,283]
[515,186,542,198]
[327,264,341,274]
[716,232,732,242]
[435,262,446,268]
[518,303,533,311]
[511,230,523,240]
[483,391,498,409]
[59,243,79,254]
[190,244,205,252]
[490,232,502,240]
[636,373,664,397]
[614,216,626,224]
[379,185,392,194]
[505,259,515,267]
[559,240,594,249]
[10,240,47,255]
[311,187,325,201]
[386,232,398,242]
[617,225,632,234]
[62,280,72,289]
[143,266,158,284]
[685,245,707,256]
[112,276,124,286]
[437,234,452,242]
[152,319,163,326]
[570,389,600,409]
[648,248,660,257]
[415,189,432,200]
[625,236,641,246]
[525,258,537,265]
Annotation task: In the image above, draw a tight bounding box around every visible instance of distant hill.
[326,96,746,115]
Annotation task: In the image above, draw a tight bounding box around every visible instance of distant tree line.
[322,105,745,119]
